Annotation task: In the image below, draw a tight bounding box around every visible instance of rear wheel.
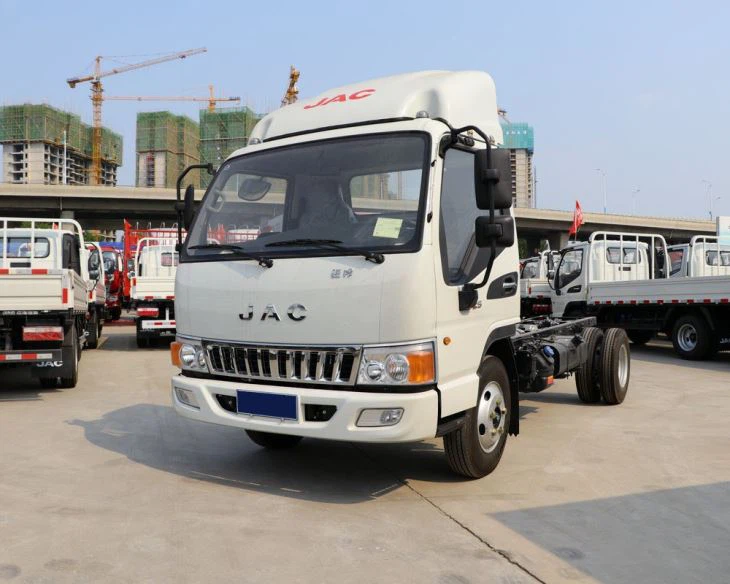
[58,326,79,389]
[136,335,149,349]
[245,430,302,449]
[627,330,653,345]
[671,314,713,360]
[575,327,604,403]
[600,328,630,405]
[444,356,511,479]
[86,313,99,349]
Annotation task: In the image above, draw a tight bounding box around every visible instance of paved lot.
[1,329,729,583]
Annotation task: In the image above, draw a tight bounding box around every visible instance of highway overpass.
[0,183,715,247]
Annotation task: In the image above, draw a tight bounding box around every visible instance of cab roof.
[248,70,503,144]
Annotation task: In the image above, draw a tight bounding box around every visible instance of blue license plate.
[236,390,298,420]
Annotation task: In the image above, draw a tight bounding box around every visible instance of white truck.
[131,236,177,347]
[520,250,560,317]
[169,71,632,479]
[83,242,107,349]
[668,236,730,278]
[552,231,730,359]
[0,217,87,388]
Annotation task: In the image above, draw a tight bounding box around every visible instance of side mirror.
[183,184,195,231]
[474,148,513,210]
[89,269,100,281]
[475,216,515,248]
[547,269,555,280]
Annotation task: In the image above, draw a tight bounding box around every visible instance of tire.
[627,330,653,346]
[245,430,302,449]
[136,335,149,349]
[444,356,511,479]
[58,326,79,389]
[86,313,99,349]
[112,308,121,321]
[575,327,604,403]
[599,328,630,405]
[671,314,714,360]
[40,378,58,389]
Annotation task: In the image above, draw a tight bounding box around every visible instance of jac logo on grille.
[239,303,307,322]
[303,89,375,110]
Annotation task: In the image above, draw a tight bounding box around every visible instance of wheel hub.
[477,381,506,453]
[677,323,697,352]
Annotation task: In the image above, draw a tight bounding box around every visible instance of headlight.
[171,339,208,372]
[357,341,435,386]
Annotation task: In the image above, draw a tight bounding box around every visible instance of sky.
[1,0,729,220]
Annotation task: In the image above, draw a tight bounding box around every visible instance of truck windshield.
[185,133,429,260]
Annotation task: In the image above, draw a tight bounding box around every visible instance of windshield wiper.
[265,238,385,264]
[188,243,273,268]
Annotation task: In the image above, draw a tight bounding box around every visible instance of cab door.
[552,246,587,317]
[433,146,519,417]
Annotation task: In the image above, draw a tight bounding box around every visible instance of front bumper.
[171,374,439,443]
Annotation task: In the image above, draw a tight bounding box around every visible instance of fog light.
[356,408,404,427]
[175,387,199,409]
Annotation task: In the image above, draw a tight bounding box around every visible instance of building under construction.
[136,112,200,189]
[199,106,262,188]
[0,104,122,185]
[500,120,535,208]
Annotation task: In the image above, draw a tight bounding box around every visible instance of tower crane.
[67,47,207,185]
[105,85,240,112]
[281,65,300,107]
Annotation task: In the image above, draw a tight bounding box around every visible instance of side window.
[439,149,487,285]
[669,249,685,275]
[62,235,81,276]
[557,249,584,289]
[521,260,538,279]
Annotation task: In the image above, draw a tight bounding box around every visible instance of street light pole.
[711,196,722,221]
[702,179,713,219]
[632,187,640,216]
[595,168,607,213]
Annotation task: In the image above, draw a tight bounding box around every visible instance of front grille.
[204,342,361,386]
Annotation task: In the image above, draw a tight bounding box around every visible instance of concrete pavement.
[1,330,729,583]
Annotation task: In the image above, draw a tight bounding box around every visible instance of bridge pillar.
[60,210,75,220]
[546,231,571,251]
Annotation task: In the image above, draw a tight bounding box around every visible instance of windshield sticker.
[373,218,403,239]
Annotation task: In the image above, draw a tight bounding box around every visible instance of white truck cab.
[552,231,730,359]
[131,236,178,347]
[668,236,730,278]
[83,242,107,349]
[520,250,560,317]
[170,71,631,477]
[0,217,88,387]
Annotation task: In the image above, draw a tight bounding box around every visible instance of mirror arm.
[175,163,214,248]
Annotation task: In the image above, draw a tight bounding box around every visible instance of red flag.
[569,201,584,236]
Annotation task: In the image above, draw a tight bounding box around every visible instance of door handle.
[502,279,517,292]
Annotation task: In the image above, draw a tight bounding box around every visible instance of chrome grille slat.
[285,350,293,379]
[315,351,326,381]
[203,341,361,386]
[332,350,343,382]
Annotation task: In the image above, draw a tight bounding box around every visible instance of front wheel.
[443,356,511,479]
[245,430,302,449]
[671,315,714,360]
